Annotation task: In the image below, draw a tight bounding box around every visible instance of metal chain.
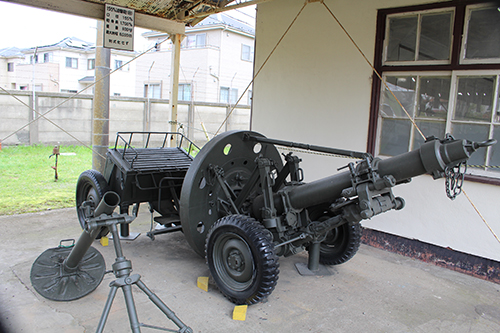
[445,161,467,200]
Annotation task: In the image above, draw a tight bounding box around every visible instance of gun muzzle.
[378,137,497,181]
[93,191,121,217]
[64,191,120,271]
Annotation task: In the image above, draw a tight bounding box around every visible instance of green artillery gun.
[31,130,496,309]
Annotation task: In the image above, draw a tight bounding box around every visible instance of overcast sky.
[0,2,256,51]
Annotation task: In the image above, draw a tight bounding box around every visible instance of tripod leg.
[122,284,141,333]
[96,285,118,333]
[136,280,193,333]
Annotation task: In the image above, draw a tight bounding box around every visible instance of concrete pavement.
[1,207,499,332]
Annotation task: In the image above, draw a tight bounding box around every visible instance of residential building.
[0,37,136,96]
[1,13,254,104]
[0,47,25,90]
[137,13,254,105]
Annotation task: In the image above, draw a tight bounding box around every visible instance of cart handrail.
[112,132,200,167]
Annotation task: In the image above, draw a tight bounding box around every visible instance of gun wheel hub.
[217,236,253,284]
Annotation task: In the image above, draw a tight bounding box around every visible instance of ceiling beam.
[2,0,185,34]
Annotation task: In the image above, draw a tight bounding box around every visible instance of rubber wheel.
[206,215,279,305]
[76,170,110,238]
[309,208,362,265]
[319,223,362,265]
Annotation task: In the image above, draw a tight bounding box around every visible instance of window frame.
[241,44,254,62]
[144,83,161,99]
[220,86,238,104]
[65,57,78,69]
[183,33,207,49]
[460,3,500,65]
[369,1,500,185]
[178,83,192,101]
[114,60,124,71]
[43,53,52,63]
[383,8,455,66]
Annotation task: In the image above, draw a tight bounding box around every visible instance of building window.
[183,33,206,49]
[88,59,95,70]
[65,57,78,69]
[7,62,14,72]
[43,53,52,63]
[178,83,192,101]
[371,2,500,179]
[384,9,453,65]
[154,40,162,51]
[114,59,129,71]
[30,55,38,64]
[461,5,500,63]
[144,83,161,98]
[241,44,254,62]
[220,87,238,104]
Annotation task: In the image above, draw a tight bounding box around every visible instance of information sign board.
[104,4,134,51]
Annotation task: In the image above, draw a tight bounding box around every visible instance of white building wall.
[54,49,89,92]
[252,0,500,261]
[1,45,136,96]
[135,28,254,106]
[14,62,60,92]
[109,52,137,97]
[0,59,10,88]
[218,31,254,105]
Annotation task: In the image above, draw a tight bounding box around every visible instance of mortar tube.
[64,192,120,271]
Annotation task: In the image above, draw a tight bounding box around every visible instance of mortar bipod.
[90,210,193,333]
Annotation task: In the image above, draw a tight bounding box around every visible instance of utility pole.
[169,33,182,135]
[92,21,111,173]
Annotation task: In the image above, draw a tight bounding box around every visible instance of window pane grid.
[463,6,500,62]
[384,9,453,65]
[376,3,500,177]
[380,73,500,171]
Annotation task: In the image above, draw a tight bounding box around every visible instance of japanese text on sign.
[104,4,134,51]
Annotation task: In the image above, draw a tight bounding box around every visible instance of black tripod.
[91,217,193,333]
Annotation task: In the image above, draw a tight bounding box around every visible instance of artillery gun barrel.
[254,137,494,217]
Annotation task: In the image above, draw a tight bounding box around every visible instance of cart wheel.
[206,215,279,305]
[76,170,110,238]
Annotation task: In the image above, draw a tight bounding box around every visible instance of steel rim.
[212,232,255,291]
[78,183,99,225]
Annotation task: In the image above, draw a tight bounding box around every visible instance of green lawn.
[0,145,93,215]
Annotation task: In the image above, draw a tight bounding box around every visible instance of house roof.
[0,47,24,58]
[79,76,95,83]
[22,37,95,52]
[196,13,255,35]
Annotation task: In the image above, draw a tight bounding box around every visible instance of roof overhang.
[2,0,272,34]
